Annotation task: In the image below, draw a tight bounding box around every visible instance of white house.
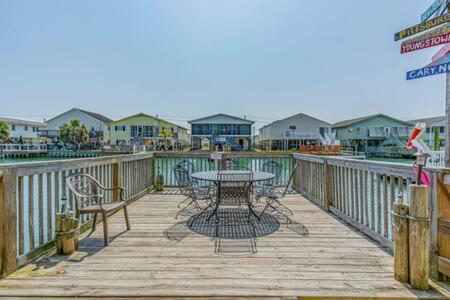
[259,113,333,150]
[45,108,113,145]
[409,116,446,150]
[188,113,254,151]
[0,117,46,143]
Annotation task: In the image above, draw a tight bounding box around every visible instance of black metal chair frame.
[259,163,297,222]
[173,164,215,219]
[254,160,283,201]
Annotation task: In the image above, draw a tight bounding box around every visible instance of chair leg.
[102,211,109,246]
[123,205,131,230]
[92,213,98,233]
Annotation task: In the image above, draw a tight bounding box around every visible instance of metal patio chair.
[173,164,215,219]
[254,160,282,200]
[219,158,237,170]
[258,163,297,221]
[65,173,131,246]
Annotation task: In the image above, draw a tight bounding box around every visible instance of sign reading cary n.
[421,0,446,22]
[406,62,450,80]
[394,12,450,41]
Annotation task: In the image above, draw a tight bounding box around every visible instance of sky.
[0,0,447,130]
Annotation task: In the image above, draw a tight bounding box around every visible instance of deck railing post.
[408,184,430,290]
[0,169,17,278]
[112,162,122,202]
[324,158,334,210]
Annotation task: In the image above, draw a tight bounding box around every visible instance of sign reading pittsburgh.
[394,12,450,41]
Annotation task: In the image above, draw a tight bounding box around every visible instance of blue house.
[188,114,254,151]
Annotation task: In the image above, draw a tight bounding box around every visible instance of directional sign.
[401,23,449,45]
[421,0,446,22]
[406,62,450,80]
[394,12,450,41]
[401,32,450,53]
[432,44,450,61]
[428,53,450,66]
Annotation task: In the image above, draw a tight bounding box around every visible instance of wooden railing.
[0,153,154,277]
[292,153,450,280]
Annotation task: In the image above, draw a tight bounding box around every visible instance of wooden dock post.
[409,184,430,290]
[393,201,409,282]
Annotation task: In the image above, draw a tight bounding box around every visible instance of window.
[24,126,28,131]
[289,125,296,130]
[355,126,361,132]
[440,126,445,133]
[115,125,125,131]
[32,127,36,132]
[90,126,95,132]
[11,125,15,131]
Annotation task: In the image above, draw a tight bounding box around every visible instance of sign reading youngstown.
[401,23,449,45]
[401,32,450,53]
[406,62,450,80]
[394,12,450,41]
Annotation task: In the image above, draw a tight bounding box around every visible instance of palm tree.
[0,121,9,143]
[60,120,89,150]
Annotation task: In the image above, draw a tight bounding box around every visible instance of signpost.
[394,12,450,41]
[396,1,450,169]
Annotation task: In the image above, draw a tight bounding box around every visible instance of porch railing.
[292,153,449,280]
[0,153,154,277]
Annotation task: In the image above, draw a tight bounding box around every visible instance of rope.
[390,210,430,222]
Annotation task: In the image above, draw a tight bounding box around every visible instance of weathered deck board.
[0,192,443,298]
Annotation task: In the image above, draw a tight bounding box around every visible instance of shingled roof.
[333,114,412,128]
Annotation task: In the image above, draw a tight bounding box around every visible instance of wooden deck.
[0,191,444,299]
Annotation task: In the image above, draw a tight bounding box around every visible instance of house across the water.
[258,113,333,150]
[43,108,113,146]
[0,117,46,143]
[333,113,413,157]
[188,113,254,151]
[109,113,189,150]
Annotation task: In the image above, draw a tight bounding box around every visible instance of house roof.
[408,116,446,125]
[259,113,331,130]
[188,113,254,124]
[0,117,46,127]
[332,114,413,128]
[112,113,188,130]
[78,109,113,124]
[47,108,113,124]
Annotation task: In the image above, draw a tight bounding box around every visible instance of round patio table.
[191,170,274,222]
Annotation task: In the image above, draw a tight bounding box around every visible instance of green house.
[332,114,413,156]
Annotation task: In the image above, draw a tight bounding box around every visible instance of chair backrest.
[280,163,297,198]
[218,167,253,204]
[177,159,195,176]
[65,173,102,212]
[173,164,193,196]
[219,158,236,170]
[261,160,282,186]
